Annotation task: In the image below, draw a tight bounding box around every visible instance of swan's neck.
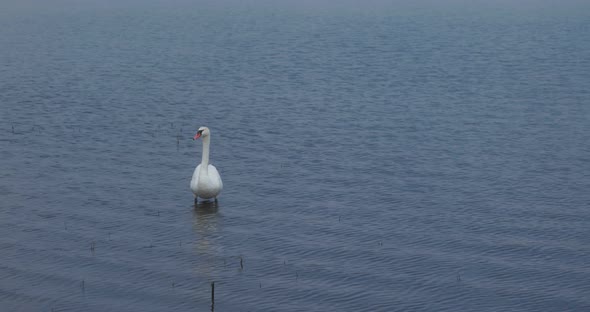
[200,136,210,174]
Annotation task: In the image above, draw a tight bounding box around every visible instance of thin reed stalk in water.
[211,281,215,304]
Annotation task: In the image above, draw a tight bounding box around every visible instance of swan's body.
[191,164,223,199]
[190,127,223,200]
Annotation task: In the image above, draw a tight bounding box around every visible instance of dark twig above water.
[211,281,215,310]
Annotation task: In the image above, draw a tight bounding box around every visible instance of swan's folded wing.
[208,164,223,191]
[190,164,201,191]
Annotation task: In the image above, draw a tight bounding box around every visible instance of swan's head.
[193,127,210,140]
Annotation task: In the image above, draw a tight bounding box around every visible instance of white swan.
[190,127,223,201]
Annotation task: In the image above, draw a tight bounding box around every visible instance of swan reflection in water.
[192,199,221,263]
[192,200,222,311]
[194,199,220,215]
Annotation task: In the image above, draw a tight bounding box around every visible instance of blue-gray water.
[1,1,590,311]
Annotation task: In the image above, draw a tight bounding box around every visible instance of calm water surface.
[1,1,590,311]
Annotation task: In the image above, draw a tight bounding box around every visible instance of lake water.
[1,1,590,311]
